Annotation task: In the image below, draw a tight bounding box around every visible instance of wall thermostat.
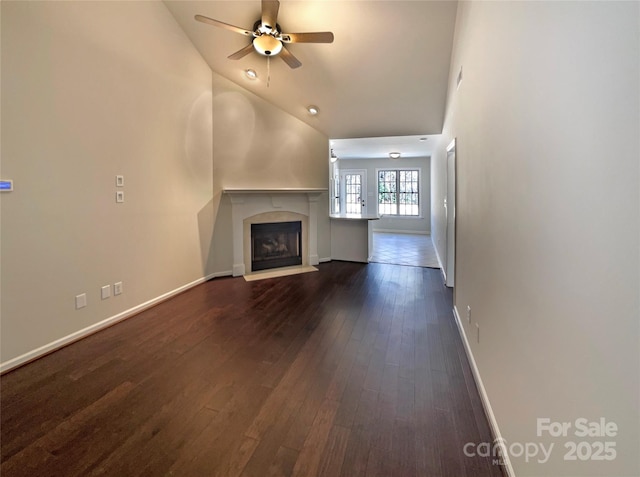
[0,180,13,192]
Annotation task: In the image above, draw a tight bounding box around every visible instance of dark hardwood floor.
[1,261,505,476]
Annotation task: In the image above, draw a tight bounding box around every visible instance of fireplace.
[251,221,303,272]
[225,188,324,276]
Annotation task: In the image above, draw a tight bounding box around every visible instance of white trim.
[233,264,246,276]
[452,306,516,477]
[223,188,327,195]
[435,247,447,282]
[375,166,423,218]
[209,270,233,278]
[225,191,321,277]
[0,274,218,374]
[339,168,368,216]
[319,257,332,263]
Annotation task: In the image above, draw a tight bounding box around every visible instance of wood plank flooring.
[1,261,505,477]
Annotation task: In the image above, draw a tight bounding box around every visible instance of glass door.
[340,169,367,215]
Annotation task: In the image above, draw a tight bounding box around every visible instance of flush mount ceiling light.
[245,69,258,79]
[389,152,401,159]
[253,34,283,56]
[307,105,319,115]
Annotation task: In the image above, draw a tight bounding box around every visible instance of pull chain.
[267,56,271,88]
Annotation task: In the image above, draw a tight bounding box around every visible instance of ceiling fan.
[195,0,334,69]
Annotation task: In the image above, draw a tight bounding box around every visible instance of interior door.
[445,140,456,287]
[340,169,367,215]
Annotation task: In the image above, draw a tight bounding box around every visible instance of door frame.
[445,139,457,289]
[339,169,368,215]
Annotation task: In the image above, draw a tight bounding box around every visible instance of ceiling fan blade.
[280,32,334,44]
[195,14,253,37]
[261,0,280,30]
[227,43,255,60]
[279,46,302,69]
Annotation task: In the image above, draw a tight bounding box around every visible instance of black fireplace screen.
[251,221,302,272]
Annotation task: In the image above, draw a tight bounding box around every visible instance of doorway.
[339,169,367,215]
[444,139,456,287]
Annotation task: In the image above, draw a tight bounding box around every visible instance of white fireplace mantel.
[223,188,327,276]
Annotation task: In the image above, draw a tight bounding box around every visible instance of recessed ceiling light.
[389,152,401,159]
[245,69,257,79]
[307,105,319,115]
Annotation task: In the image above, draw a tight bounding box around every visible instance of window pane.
[345,174,362,214]
[377,169,419,216]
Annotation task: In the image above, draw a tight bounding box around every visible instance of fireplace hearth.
[251,221,302,272]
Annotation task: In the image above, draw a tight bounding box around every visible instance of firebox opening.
[251,221,302,272]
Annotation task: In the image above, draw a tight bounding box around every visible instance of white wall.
[1,1,214,367]
[432,2,639,475]
[337,157,431,234]
[208,72,331,272]
[0,1,331,369]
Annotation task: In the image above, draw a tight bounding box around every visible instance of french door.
[340,169,367,215]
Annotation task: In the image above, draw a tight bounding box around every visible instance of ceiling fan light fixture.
[389,152,401,159]
[245,69,258,79]
[307,105,319,115]
[253,35,283,56]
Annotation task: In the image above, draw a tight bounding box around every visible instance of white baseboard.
[208,270,233,279]
[319,257,332,263]
[435,248,447,282]
[452,305,516,477]
[0,274,218,374]
[232,264,245,277]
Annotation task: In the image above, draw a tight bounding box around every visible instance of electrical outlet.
[75,293,87,309]
[101,285,111,300]
[476,323,480,344]
[467,305,471,324]
[114,281,123,295]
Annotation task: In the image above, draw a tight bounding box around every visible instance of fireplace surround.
[224,188,326,276]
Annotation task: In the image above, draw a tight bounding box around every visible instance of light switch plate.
[116,191,124,203]
[75,293,87,309]
[101,285,111,300]
[116,175,124,187]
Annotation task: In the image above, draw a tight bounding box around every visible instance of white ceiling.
[164,0,457,156]
[331,134,439,160]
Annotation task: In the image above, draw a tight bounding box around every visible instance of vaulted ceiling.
[164,0,458,145]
